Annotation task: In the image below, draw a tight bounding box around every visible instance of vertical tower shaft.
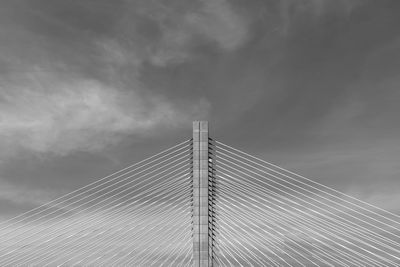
[192,121,211,266]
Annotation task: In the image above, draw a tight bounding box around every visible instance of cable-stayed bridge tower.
[192,121,213,266]
[0,121,400,266]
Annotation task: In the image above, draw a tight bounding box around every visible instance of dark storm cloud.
[0,0,400,214]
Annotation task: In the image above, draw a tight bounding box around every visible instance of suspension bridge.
[0,121,400,266]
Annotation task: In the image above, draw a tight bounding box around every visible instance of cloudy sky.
[1,0,400,219]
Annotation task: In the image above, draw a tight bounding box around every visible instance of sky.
[1,0,400,220]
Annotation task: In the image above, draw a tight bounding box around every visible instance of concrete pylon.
[192,121,214,266]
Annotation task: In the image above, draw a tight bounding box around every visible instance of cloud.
[155,0,248,64]
[185,0,249,51]
[0,72,209,157]
[103,0,249,67]
[0,0,223,159]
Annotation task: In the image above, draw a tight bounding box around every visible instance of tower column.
[192,121,211,266]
